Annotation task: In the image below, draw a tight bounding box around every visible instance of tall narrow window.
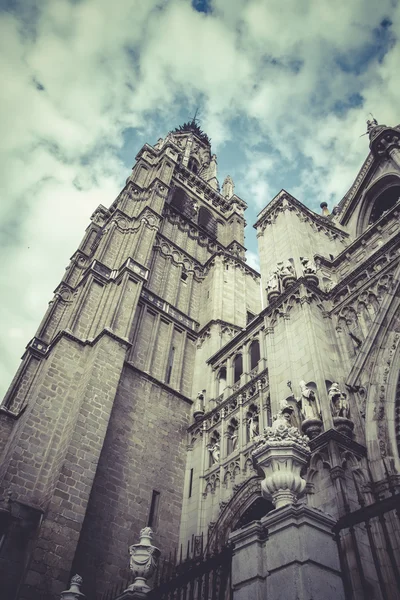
[188,468,194,498]
[148,490,160,528]
[234,354,243,383]
[166,346,175,384]
[249,340,260,371]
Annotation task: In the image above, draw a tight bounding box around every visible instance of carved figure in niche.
[231,431,238,451]
[298,381,321,420]
[300,256,317,275]
[248,415,260,440]
[277,260,295,278]
[211,443,220,464]
[329,383,350,418]
[154,138,164,150]
[266,271,279,292]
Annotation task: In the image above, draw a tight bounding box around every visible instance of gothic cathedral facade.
[1,119,400,599]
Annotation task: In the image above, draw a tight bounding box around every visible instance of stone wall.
[71,366,191,599]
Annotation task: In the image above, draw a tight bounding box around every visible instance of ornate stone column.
[252,402,310,508]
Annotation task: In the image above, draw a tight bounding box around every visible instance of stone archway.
[205,476,273,553]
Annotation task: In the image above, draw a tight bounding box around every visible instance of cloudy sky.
[0,0,399,397]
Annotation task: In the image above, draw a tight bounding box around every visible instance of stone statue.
[231,430,238,451]
[300,256,317,275]
[277,260,295,278]
[298,381,321,420]
[329,383,350,418]
[367,117,378,133]
[211,442,220,463]
[248,415,259,440]
[266,271,279,292]
[273,399,295,428]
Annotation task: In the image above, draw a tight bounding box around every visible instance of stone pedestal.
[229,505,345,600]
[301,417,323,439]
[333,417,354,438]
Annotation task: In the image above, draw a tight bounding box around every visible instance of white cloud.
[0,0,399,395]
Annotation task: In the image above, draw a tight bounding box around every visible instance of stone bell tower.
[0,120,259,600]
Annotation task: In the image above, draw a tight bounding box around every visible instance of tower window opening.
[170,187,193,219]
[188,158,199,174]
[166,346,175,384]
[198,206,217,238]
[148,490,160,528]
[249,340,260,371]
[181,271,188,282]
[234,354,243,383]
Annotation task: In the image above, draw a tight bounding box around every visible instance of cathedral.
[0,117,400,600]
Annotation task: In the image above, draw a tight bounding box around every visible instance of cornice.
[124,362,193,405]
[187,367,269,432]
[336,153,376,221]
[140,287,199,333]
[254,189,349,239]
[315,199,400,272]
[328,237,400,311]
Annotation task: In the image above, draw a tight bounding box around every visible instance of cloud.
[0,0,399,395]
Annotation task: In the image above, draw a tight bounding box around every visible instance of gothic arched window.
[169,187,193,219]
[218,367,227,396]
[249,340,260,371]
[368,185,400,225]
[234,354,243,383]
[188,157,200,174]
[356,175,400,234]
[198,206,217,238]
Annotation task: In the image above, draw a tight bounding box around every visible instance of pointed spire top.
[172,111,211,145]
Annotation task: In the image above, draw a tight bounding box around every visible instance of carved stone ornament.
[127,527,161,595]
[301,418,323,440]
[277,261,296,289]
[193,390,206,421]
[266,270,280,301]
[252,402,310,508]
[300,256,319,285]
[328,382,354,438]
[60,574,86,599]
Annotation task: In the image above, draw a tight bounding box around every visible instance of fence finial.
[60,574,85,599]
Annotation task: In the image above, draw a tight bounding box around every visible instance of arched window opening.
[188,157,199,174]
[227,418,239,455]
[218,367,227,396]
[234,354,243,383]
[169,187,193,219]
[198,206,217,238]
[249,340,260,371]
[369,185,400,225]
[233,497,274,531]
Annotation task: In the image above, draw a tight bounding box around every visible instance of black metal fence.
[333,462,400,600]
[101,534,232,600]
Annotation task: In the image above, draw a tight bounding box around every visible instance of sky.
[0,0,399,397]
